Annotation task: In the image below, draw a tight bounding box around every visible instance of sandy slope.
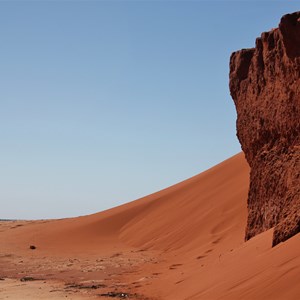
[1,152,300,299]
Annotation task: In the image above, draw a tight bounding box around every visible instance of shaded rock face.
[229,12,300,246]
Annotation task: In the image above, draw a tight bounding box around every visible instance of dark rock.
[20,276,36,282]
[65,283,106,289]
[99,292,129,298]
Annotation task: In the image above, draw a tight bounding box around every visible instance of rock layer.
[229,12,300,246]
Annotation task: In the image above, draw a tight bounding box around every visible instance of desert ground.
[1,153,300,299]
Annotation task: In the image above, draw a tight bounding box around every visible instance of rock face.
[229,12,300,246]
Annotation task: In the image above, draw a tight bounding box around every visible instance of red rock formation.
[229,12,300,246]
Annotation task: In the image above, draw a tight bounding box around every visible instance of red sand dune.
[1,152,300,299]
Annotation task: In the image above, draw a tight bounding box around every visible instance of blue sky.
[1,1,299,219]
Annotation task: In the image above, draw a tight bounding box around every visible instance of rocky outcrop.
[229,12,300,246]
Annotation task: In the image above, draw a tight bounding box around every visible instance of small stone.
[20,276,35,282]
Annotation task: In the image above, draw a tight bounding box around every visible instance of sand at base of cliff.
[1,153,300,299]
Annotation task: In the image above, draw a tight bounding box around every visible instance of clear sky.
[1,1,299,219]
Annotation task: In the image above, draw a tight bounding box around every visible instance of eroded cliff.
[229,12,300,246]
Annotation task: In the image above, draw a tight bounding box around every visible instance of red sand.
[1,152,300,299]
